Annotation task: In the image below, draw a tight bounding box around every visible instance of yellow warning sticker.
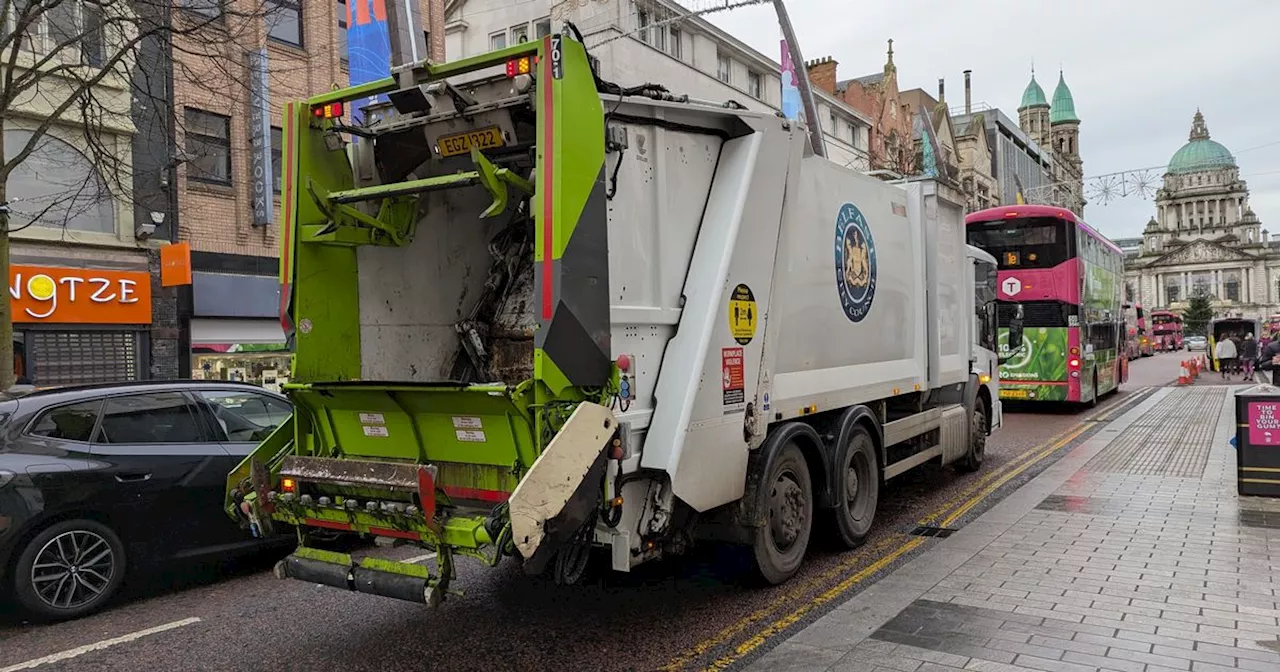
[728,283,757,345]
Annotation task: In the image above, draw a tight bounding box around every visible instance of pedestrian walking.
[1241,333,1259,381]
[1257,337,1280,385]
[1215,336,1237,379]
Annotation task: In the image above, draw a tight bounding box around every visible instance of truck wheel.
[752,441,813,585]
[831,425,879,549]
[957,400,987,473]
[12,519,126,621]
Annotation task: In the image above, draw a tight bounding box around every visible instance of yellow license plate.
[1000,389,1029,399]
[437,127,504,157]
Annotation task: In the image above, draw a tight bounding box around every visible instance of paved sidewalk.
[747,386,1280,672]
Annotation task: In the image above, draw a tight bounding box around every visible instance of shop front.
[10,263,154,386]
[189,271,290,390]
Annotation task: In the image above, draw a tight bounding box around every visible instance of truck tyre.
[957,399,987,473]
[752,440,813,585]
[831,425,879,549]
[12,519,126,621]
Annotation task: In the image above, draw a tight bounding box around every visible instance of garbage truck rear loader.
[225,32,1015,604]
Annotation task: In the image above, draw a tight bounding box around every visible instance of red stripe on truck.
[442,486,510,503]
[305,518,353,531]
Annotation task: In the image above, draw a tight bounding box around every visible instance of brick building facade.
[804,40,915,177]
[168,0,446,384]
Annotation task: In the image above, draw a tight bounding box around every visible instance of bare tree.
[0,0,289,387]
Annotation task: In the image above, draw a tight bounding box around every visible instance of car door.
[88,391,237,557]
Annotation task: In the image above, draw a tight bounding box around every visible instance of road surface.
[0,354,1186,672]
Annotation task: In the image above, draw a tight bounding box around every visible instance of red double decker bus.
[966,205,1126,406]
[1149,310,1183,351]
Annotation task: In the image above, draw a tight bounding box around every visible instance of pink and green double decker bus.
[966,205,1127,406]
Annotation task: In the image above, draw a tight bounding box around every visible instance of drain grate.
[910,525,957,538]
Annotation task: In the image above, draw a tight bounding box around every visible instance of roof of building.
[1019,73,1048,110]
[1049,71,1079,124]
[1167,110,1236,175]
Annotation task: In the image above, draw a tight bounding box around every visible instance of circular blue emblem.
[834,203,877,323]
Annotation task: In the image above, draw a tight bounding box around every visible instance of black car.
[0,381,294,620]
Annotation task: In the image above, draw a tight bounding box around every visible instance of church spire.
[884,38,896,76]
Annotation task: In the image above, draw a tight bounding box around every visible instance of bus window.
[966,217,1073,270]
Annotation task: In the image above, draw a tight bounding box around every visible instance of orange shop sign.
[9,265,152,324]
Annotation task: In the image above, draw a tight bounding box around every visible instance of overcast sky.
[698,0,1280,240]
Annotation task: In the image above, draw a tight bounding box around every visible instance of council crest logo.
[834,203,877,322]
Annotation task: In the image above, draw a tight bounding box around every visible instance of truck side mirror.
[1008,304,1025,349]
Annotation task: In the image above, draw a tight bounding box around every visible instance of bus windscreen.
[966,217,1072,270]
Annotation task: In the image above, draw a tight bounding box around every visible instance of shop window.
[198,391,292,442]
[266,0,302,47]
[184,108,232,185]
[3,129,115,234]
[26,400,102,442]
[96,393,205,444]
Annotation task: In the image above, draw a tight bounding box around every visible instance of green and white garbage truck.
[225,29,1018,605]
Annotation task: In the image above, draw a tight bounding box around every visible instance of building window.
[489,31,506,50]
[337,0,348,60]
[3,129,115,234]
[178,0,223,20]
[535,18,551,38]
[510,23,528,44]
[8,0,106,65]
[271,126,283,194]
[185,108,232,185]
[637,8,649,42]
[747,70,762,99]
[1166,284,1180,304]
[716,52,731,83]
[265,0,302,46]
[669,27,682,60]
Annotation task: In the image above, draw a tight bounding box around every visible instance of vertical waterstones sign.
[248,48,273,227]
[346,0,393,124]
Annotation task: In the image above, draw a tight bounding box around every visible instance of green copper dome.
[1049,71,1078,124]
[1019,74,1047,110]
[1167,111,1236,175]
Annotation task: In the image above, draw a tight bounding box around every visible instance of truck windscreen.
[966,217,1072,270]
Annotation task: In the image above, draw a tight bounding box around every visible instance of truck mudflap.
[510,402,619,576]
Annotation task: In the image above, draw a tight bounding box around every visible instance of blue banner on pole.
[780,39,802,121]
[346,0,392,124]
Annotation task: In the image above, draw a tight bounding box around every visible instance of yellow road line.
[668,391,1138,671]
[703,537,927,671]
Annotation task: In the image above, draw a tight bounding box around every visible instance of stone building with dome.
[1016,69,1086,215]
[1124,110,1275,322]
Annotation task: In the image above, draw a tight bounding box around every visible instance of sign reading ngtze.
[9,265,152,323]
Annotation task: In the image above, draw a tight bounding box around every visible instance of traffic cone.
[1178,361,1190,385]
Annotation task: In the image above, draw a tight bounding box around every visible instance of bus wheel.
[752,441,813,585]
[957,399,987,473]
[831,425,879,549]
